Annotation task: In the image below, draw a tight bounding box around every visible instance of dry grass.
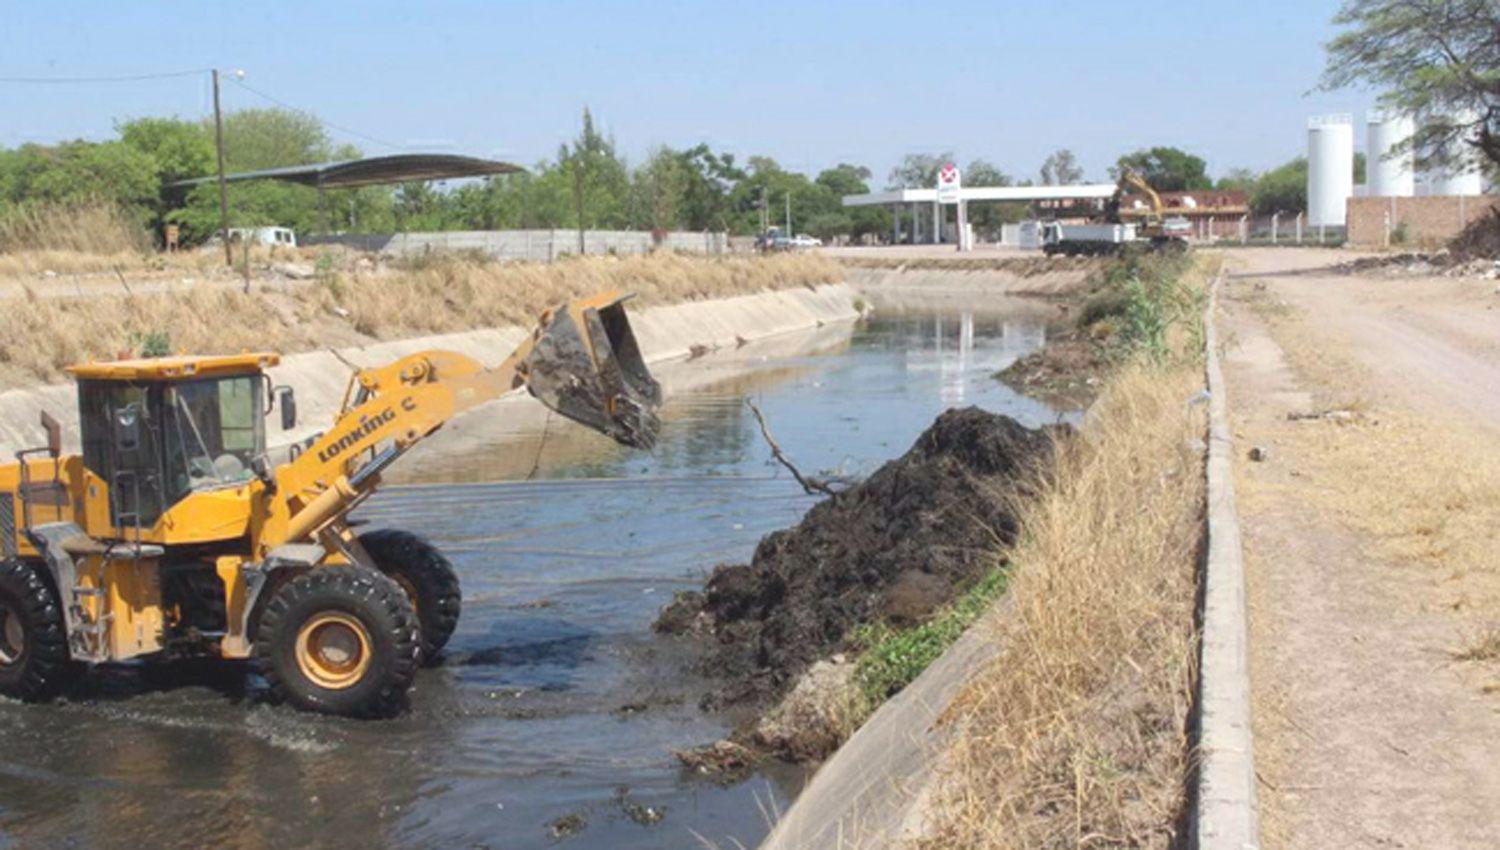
[312,250,840,341]
[0,202,157,276]
[0,251,841,388]
[918,361,1206,849]
[1452,628,1500,663]
[914,256,1215,849]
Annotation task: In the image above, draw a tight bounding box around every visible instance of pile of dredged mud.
[655,406,1064,708]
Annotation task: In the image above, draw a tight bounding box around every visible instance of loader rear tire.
[0,559,79,702]
[358,529,461,665]
[254,566,419,718]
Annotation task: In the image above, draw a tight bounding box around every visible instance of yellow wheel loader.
[0,291,660,718]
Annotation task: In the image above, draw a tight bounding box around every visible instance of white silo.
[1366,110,1415,197]
[1429,109,1484,196]
[1308,114,1355,227]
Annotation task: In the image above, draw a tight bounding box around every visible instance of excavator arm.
[257,290,662,553]
[1115,167,1165,224]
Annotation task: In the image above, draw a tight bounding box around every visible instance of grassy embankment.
[0,203,841,389]
[921,252,1210,848]
[826,249,1212,848]
[996,251,1197,407]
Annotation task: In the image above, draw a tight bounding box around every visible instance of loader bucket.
[523,293,663,449]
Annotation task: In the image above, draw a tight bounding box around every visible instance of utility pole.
[784,192,791,234]
[212,69,232,268]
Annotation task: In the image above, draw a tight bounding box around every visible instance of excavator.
[1106,166,1192,248]
[0,291,661,718]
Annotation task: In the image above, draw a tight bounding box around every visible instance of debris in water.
[674,739,759,784]
[548,812,587,839]
[613,786,666,826]
[745,399,847,496]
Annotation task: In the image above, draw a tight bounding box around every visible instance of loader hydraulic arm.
[256,290,661,553]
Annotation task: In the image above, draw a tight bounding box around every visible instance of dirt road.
[1217,247,1500,848]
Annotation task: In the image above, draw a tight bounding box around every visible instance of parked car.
[790,234,823,248]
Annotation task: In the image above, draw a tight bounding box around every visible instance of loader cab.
[69,354,281,531]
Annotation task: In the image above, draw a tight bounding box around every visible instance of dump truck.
[1040,222,1139,256]
[0,291,660,717]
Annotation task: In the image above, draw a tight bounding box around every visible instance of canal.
[0,295,1070,850]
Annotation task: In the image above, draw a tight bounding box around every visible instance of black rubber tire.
[0,559,79,701]
[358,529,461,665]
[253,566,419,718]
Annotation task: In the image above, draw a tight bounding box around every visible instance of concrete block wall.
[303,229,734,261]
[1347,195,1500,247]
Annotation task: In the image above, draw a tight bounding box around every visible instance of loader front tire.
[0,559,78,702]
[358,529,461,665]
[254,566,419,718]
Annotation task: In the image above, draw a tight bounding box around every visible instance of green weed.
[851,569,1009,708]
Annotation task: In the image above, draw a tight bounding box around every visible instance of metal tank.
[1307,114,1355,227]
[1366,110,1415,197]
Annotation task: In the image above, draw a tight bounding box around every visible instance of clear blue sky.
[1,0,1375,184]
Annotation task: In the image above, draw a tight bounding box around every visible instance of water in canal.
[0,296,1070,850]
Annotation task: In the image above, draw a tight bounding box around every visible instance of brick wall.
[1347,195,1500,247]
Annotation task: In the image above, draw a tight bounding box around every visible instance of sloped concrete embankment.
[0,284,858,456]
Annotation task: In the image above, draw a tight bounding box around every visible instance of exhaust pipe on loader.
[522,292,663,450]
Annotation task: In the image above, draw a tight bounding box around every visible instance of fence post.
[1271,212,1279,245]
[1295,213,1303,244]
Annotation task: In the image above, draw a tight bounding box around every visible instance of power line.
[227,77,401,152]
[0,68,210,84]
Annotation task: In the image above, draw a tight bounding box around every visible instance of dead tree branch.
[745,399,843,497]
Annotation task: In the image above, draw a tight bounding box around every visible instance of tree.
[963,159,1010,188]
[632,146,687,232]
[675,144,743,231]
[1112,147,1212,191]
[0,140,159,210]
[117,117,215,237]
[1322,0,1500,172]
[814,162,871,197]
[815,163,887,240]
[1249,158,1307,215]
[1039,149,1084,185]
[960,159,1025,235]
[557,108,630,250]
[1215,167,1257,192]
[887,152,954,189]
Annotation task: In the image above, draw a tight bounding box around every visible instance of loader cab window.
[163,376,263,500]
[79,381,166,528]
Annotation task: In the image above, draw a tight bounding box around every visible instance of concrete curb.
[1194,273,1261,849]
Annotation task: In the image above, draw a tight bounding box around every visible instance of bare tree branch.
[745,399,844,497]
